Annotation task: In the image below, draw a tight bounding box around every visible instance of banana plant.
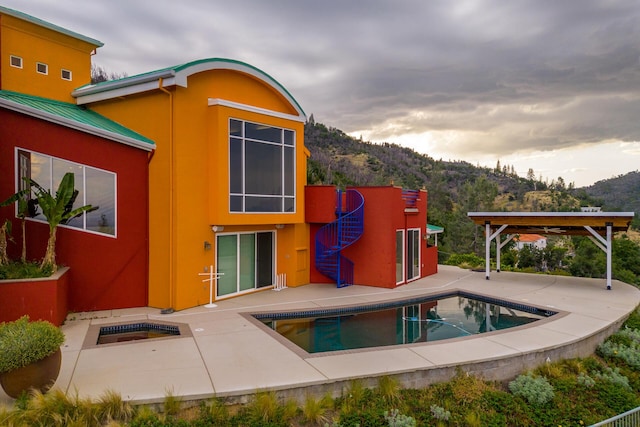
[29,173,97,272]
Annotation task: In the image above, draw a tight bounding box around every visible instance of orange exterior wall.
[0,13,98,102]
[307,185,435,288]
[88,67,309,310]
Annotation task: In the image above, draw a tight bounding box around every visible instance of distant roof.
[0,90,155,151]
[73,58,306,119]
[515,234,546,242]
[468,211,634,236]
[0,6,103,47]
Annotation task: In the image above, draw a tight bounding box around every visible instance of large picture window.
[17,149,117,237]
[229,119,295,213]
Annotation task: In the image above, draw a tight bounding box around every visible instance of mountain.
[575,171,640,214]
[304,120,580,214]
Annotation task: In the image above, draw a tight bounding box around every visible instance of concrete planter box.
[0,267,69,326]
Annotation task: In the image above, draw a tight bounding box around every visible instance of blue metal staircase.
[315,189,364,287]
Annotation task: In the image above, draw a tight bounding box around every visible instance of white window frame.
[228,118,296,213]
[15,148,118,238]
[10,55,22,69]
[61,69,72,81]
[396,229,405,285]
[36,62,48,75]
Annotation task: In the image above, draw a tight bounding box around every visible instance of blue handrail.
[315,189,364,287]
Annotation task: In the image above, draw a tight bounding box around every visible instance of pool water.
[255,292,556,353]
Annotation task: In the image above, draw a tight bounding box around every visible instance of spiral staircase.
[315,189,364,287]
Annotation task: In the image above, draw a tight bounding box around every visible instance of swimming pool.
[254,291,557,354]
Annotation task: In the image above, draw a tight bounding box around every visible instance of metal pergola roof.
[467,211,635,289]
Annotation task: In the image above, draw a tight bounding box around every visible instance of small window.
[10,55,22,68]
[36,62,48,75]
[61,69,72,81]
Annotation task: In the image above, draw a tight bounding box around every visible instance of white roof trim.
[208,98,305,123]
[0,99,155,152]
[74,74,177,105]
[468,212,635,217]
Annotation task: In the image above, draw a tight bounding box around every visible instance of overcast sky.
[6,0,640,187]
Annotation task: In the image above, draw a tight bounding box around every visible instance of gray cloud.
[4,0,640,180]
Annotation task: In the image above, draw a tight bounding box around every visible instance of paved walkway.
[2,265,639,405]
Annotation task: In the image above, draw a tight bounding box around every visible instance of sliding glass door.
[407,229,420,281]
[217,232,274,297]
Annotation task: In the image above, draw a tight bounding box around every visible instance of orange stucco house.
[0,6,439,321]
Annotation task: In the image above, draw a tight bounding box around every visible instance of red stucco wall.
[307,185,436,288]
[0,109,150,313]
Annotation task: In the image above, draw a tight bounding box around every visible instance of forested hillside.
[575,171,640,215]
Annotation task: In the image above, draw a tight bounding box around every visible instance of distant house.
[514,234,547,251]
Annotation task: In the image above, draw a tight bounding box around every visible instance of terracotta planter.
[0,348,62,398]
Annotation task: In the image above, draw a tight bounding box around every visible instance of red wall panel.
[0,109,149,313]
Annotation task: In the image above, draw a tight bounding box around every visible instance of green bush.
[384,409,416,427]
[508,373,555,406]
[0,261,53,280]
[445,253,484,268]
[0,316,65,373]
[592,366,631,390]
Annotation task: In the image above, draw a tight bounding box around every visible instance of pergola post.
[585,222,614,290]
[606,222,612,290]
[484,222,508,280]
[497,234,514,273]
[485,222,491,280]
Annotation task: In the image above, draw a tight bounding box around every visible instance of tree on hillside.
[91,64,128,83]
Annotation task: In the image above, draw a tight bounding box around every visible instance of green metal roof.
[427,224,444,234]
[74,58,306,119]
[0,90,155,151]
[0,6,103,47]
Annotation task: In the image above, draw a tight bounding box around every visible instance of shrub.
[592,367,631,390]
[384,409,416,427]
[623,307,640,330]
[508,373,555,406]
[445,253,484,268]
[577,373,596,388]
[429,404,451,421]
[301,393,333,426]
[0,316,65,373]
[0,261,53,280]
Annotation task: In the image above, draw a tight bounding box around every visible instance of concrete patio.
[2,265,639,406]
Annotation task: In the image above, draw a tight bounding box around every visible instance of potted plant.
[0,316,65,398]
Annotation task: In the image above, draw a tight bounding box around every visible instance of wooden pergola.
[468,212,635,289]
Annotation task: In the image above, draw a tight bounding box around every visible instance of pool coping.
[243,287,569,359]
